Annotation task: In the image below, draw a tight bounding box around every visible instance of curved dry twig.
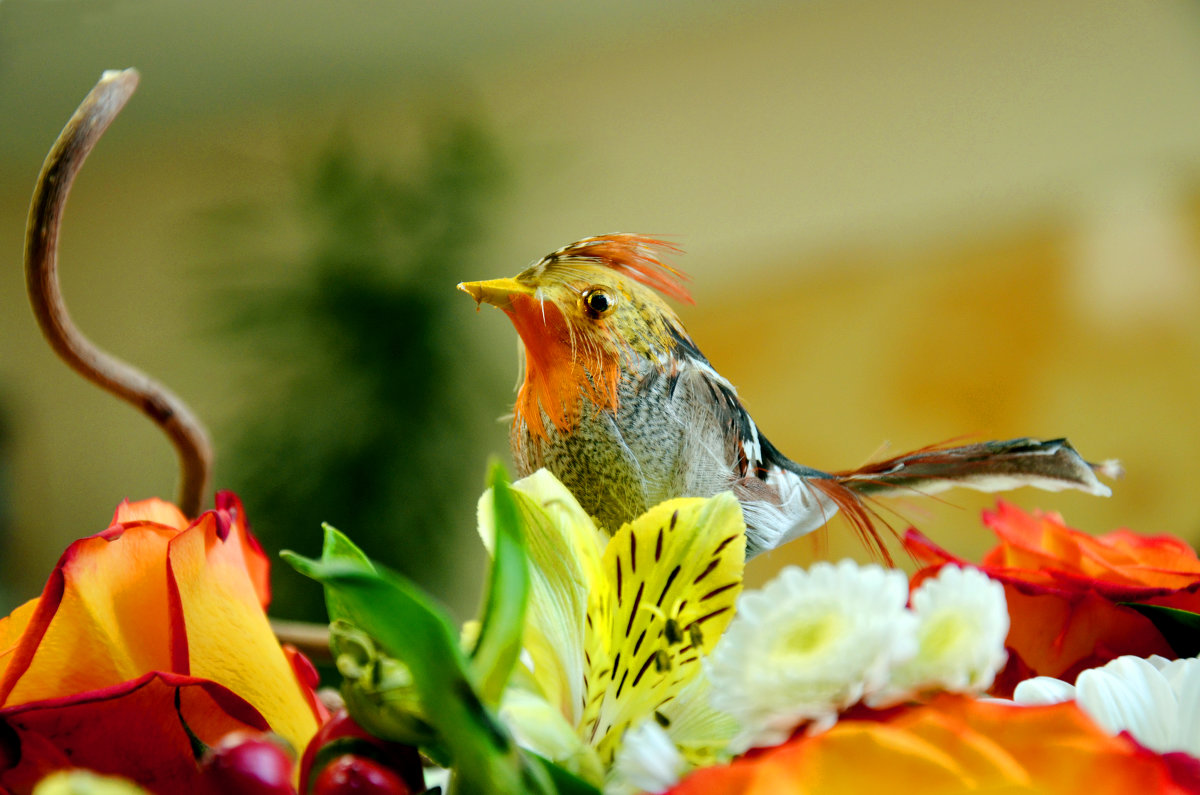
[25,69,213,517]
[270,618,334,662]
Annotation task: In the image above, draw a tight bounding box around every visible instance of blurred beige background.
[2,0,1199,610]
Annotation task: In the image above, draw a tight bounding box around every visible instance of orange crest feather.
[545,234,693,305]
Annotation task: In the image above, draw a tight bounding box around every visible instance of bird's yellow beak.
[457,277,535,309]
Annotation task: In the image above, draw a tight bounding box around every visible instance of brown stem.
[25,69,213,518]
[270,619,334,662]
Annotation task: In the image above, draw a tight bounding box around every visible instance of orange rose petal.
[1096,528,1200,560]
[671,697,1189,795]
[215,492,272,609]
[282,645,330,727]
[668,756,757,794]
[1073,537,1155,585]
[887,705,1034,786]
[998,586,1173,686]
[984,504,1101,579]
[981,502,1057,565]
[0,599,39,682]
[1146,588,1200,616]
[984,502,1200,589]
[986,505,1125,582]
[0,524,177,707]
[1101,530,1200,589]
[903,528,963,570]
[0,671,268,795]
[923,697,1182,794]
[167,512,320,755]
[175,670,274,742]
[789,722,1003,793]
[0,717,72,794]
[672,715,990,794]
[112,498,189,529]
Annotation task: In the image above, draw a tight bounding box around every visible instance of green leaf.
[281,553,538,793]
[470,460,531,706]
[527,753,604,795]
[321,522,374,568]
[319,523,376,624]
[1121,603,1200,657]
[281,556,463,678]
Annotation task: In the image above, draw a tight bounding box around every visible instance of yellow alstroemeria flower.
[476,469,745,787]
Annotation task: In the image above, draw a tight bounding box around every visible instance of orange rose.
[905,501,1200,695]
[0,494,326,794]
[668,694,1198,795]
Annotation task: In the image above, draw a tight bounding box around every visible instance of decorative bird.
[459,234,1115,559]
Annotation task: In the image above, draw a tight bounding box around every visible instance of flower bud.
[330,622,437,747]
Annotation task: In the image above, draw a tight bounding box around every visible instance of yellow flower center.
[772,613,844,662]
[920,612,972,659]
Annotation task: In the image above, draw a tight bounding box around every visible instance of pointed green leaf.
[281,555,466,691]
[527,753,604,795]
[470,461,531,706]
[1121,603,1200,657]
[321,522,374,568]
[281,553,539,793]
[319,523,376,624]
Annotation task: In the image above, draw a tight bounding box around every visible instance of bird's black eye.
[582,287,616,318]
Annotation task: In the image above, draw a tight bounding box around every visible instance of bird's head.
[459,234,695,437]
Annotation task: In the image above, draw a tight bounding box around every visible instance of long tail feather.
[835,437,1120,500]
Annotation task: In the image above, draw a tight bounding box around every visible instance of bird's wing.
[668,356,849,556]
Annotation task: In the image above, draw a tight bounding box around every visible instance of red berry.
[299,711,373,787]
[313,755,411,795]
[204,732,297,795]
[299,710,422,794]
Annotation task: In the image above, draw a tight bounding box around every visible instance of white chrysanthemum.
[607,719,687,795]
[869,564,1009,706]
[707,559,916,751]
[1013,654,1200,757]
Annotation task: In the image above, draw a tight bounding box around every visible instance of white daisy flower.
[607,719,687,795]
[869,564,1009,705]
[1013,654,1200,757]
[707,559,917,752]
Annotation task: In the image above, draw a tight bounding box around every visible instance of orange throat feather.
[504,294,621,441]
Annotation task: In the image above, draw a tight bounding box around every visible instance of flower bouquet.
[2,71,1198,795]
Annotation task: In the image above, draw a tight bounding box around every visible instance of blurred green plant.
[207,121,508,623]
